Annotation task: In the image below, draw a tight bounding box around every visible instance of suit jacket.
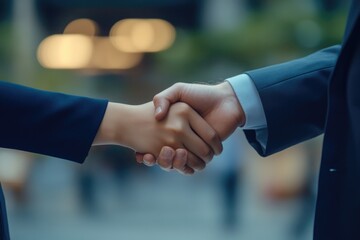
[0,82,108,239]
[244,1,360,239]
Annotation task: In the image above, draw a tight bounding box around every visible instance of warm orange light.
[149,19,176,52]
[109,19,141,53]
[37,34,93,69]
[64,18,98,36]
[131,21,155,51]
[110,19,176,53]
[90,37,143,69]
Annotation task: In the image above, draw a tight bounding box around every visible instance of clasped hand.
[136,82,245,175]
[95,81,244,175]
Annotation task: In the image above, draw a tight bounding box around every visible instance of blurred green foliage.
[0,21,14,77]
[156,6,347,75]
[0,3,349,90]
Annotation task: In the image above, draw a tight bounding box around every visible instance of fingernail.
[155,106,162,115]
[178,150,187,158]
[143,160,151,166]
[161,147,173,158]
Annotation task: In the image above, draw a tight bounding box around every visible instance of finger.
[143,154,156,167]
[156,146,175,171]
[182,124,214,164]
[153,83,186,121]
[135,153,144,163]
[182,165,195,175]
[172,149,187,173]
[185,151,206,172]
[188,111,223,156]
[172,149,196,175]
[153,98,170,121]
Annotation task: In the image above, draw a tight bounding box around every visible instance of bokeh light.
[64,18,99,36]
[37,34,93,69]
[90,37,143,69]
[110,19,176,53]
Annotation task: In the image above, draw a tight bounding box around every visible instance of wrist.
[93,102,130,146]
[217,82,246,126]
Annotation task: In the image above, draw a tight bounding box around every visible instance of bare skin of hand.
[136,81,245,174]
[94,102,222,174]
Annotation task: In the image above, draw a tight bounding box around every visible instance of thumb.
[153,97,170,121]
[153,83,185,121]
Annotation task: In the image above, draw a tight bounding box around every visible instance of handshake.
[94,81,245,175]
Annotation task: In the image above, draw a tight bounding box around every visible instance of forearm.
[0,81,108,162]
[244,45,340,156]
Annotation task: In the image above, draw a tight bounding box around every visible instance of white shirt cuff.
[226,74,267,130]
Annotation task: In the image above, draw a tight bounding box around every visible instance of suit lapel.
[343,0,360,43]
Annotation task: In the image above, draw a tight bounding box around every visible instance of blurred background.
[0,0,349,239]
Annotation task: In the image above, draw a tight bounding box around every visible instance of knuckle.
[173,82,184,89]
[175,102,190,115]
[170,127,182,135]
[167,124,187,139]
[165,135,179,147]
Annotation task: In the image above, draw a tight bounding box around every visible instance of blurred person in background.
[76,146,135,214]
[210,129,246,231]
[0,150,33,210]
[0,81,223,240]
[139,0,360,239]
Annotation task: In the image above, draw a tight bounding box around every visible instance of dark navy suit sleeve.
[0,81,108,163]
[243,45,340,156]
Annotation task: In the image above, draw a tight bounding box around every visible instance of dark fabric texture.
[0,185,9,240]
[0,81,108,239]
[243,1,360,239]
